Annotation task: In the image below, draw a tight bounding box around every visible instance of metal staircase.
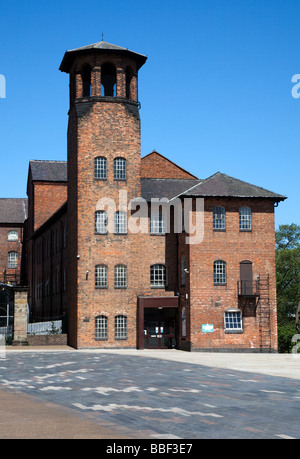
[257,275,272,352]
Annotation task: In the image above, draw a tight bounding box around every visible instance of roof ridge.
[215,171,287,196]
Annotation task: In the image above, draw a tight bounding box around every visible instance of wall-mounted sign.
[202,324,214,333]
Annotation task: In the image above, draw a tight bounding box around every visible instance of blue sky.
[0,0,299,228]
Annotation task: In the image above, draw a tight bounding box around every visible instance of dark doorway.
[144,307,176,349]
[240,260,253,295]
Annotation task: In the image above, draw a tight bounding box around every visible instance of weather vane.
[101,32,104,41]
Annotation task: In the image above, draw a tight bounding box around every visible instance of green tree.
[276,224,300,352]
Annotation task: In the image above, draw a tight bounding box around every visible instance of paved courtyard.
[0,348,300,439]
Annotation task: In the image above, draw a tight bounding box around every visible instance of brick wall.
[0,225,24,283]
[67,53,178,349]
[179,197,278,352]
[141,151,198,179]
[32,182,67,232]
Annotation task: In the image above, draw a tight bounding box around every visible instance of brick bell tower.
[60,40,147,348]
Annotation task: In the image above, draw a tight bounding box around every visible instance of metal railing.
[237,280,260,297]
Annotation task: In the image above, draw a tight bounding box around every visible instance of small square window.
[95,265,108,288]
[239,207,252,231]
[213,207,225,230]
[224,311,242,331]
[214,260,226,285]
[114,157,126,180]
[95,315,108,340]
[8,231,18,241]
[115,315,127,340]
[95,211,108,234]
[114,265,127,288]
[114,211,127,234]
[95,157,107,180]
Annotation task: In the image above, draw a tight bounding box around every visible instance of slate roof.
[180,172,286,200]
[29,160,67,182]
[141,178,201,201]
[0,198,28,224]
[60,40,147,73]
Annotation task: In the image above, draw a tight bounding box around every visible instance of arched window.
[214,260,226,285]
[213,206,225,230]
[82,64,91,97]
[114,211,127,234]
[8,230,18,241]
[101,63,116,97]
[95,211,108,234]
[239,207,252,231]
[8,251,18,269]
[114,265,127,288]
[114,157,126,180]
[115,315,127,340]
[95,315,108,340]
[95,264,108,288]
[150,264,166,288]
[94,156,107,179]
[126,67,133,99]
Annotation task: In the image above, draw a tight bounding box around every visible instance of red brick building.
[0,198,27,285]
[2,40,287,352]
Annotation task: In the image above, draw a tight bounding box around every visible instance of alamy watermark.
[96,191,204,245]
[0,74,6,99]
[292,334,300,356]
[0,334,5,359]
[291,74,300,99]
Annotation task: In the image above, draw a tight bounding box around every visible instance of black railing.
[237,280,260,297]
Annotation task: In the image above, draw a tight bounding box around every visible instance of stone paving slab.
[1,349,300,439]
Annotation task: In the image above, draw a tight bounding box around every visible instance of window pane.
[114,265,127,288]
[94,157,107,179]
[225,311,242,330]
[213,207,225,230]
[115,315,127,339]
[95,265,108,288]
[150,211,166,234]
[114,211,127,234]
[150,264,166,287]
[239,207,252,230]
[114,158,126,180]
[214,260,226,284]
[95,315,108,340]
[95,211,107,234]
[8,231,18,241]
[8,251,18,268]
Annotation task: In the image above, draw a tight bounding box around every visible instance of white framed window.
[114,265,127,288]
[115,315,127,340]
[94,156,107,180]
[150,264,166,288]
[150,211,166,234]
[114,211,127,234]
[224,309,243,332]
[95,315,108,340]
[213,206,225,230]
[95,210,108,234]
[239,207,252,231]
[214,260,226,285]
[8,251,18,269]
[95,264,108,288]
[114,157,126,180]
[8,230,18,241]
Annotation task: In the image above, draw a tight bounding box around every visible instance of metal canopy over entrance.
[137,296,179,350]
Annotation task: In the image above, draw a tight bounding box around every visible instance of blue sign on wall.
[202,324,214,333]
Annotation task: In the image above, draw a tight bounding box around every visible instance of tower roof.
[59,40,147,73]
